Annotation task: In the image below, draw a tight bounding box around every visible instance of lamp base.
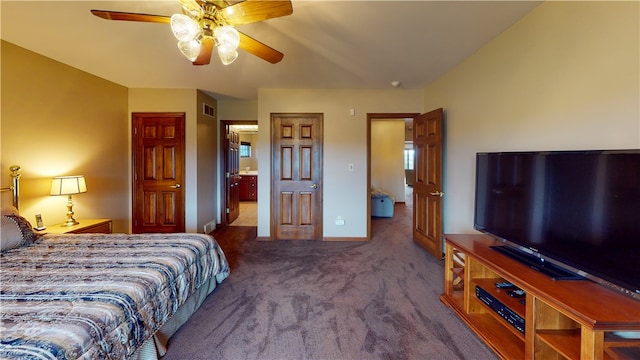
[62,194,79,226]
[61,218,79,227]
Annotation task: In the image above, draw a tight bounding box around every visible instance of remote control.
[507,289,526,298]
[495,281,516,289]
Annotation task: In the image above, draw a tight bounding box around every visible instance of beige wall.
[371,120,405,202]
[218,99,258,120]
[128,88,218,233]
[196,90,218,233]
[1,41,130,232]
[258,89,424,238]
[424,1,640,234]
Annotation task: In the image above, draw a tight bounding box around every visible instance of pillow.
[1,213,39,252]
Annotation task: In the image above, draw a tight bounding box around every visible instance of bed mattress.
[0,233,229,359]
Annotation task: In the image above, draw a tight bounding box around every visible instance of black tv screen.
[474,149,640,298]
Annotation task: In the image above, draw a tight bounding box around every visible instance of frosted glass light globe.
[178,39,201,61]
[214,26,240,52]
[170,14,200,42]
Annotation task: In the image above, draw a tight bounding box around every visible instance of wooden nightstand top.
[42,219,112,234]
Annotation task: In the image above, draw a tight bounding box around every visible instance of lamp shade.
[50,176,87,196]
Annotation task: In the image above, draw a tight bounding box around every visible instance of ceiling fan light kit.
[91,0,293,66]
[170,11,240,65]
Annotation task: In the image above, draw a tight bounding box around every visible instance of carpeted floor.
[162,202,497,360]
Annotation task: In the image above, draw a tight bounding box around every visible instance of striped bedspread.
[0,233,229,360]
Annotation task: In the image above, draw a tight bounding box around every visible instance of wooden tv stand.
[441,234,640,360]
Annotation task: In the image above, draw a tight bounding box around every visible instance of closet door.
[132,112,185,233]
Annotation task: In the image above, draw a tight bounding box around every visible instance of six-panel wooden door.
[413,108,444,258]
[226,127,241,224]
[271,113,323,240]
[132,112,185,233]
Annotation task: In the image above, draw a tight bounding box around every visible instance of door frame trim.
[219,119,258,228]
[366,113,419,240]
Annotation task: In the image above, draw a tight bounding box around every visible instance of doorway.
[367,113,419,239]
[220,120,258,227]
[367,110,445,259]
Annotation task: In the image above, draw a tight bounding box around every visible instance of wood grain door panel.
[413,108,444,258]
[132,113,185,233]
[226,128,240,223]
[271,113,323,240]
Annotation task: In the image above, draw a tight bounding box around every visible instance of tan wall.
[258,89,424,238]
[371,120,405,202]
[423,1,640,234]
[1,41,130,232]
[196,90,218,233]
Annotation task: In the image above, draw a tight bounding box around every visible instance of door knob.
[170,184,182,188]
[310,184,318,189]
[430,191,444,197]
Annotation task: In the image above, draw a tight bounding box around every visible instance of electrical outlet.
[335,216,345,226]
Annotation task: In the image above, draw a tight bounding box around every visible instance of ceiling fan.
[91,0,293,65]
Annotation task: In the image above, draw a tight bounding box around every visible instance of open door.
[226,127,241,224]
[413,108,444,258]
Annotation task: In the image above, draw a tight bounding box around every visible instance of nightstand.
[43,219,112,234]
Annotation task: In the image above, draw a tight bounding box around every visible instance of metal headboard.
[1,165,21,211]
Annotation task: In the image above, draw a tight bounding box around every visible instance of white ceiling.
[1,1,540,100]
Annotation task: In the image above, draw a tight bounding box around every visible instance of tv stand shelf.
[441,234,640,360]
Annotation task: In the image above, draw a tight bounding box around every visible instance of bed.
[0,167,229,359]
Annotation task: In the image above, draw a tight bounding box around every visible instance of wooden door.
[413,108,444,258]
[271,113,323,240]
[226,127,241,224]
[132,113,185,233]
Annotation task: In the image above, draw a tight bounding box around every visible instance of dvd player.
[475,285,525,334]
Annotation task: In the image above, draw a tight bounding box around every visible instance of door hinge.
[226,208,230,214]
[226,172,230,178]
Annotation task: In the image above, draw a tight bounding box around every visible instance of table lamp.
[50,175,87,226]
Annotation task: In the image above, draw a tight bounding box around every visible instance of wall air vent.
[203,103,216,118]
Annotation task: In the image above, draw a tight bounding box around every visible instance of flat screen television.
[474,149,640,299]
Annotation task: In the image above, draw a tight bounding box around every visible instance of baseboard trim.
[256,236,272,241]
[323,236,369,242]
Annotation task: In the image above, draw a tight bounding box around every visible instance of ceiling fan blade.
[222,0,293,26]
[238,32,284,64]
[91,10,170,24]
[193,38,214,65]
[178,0,203,16]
